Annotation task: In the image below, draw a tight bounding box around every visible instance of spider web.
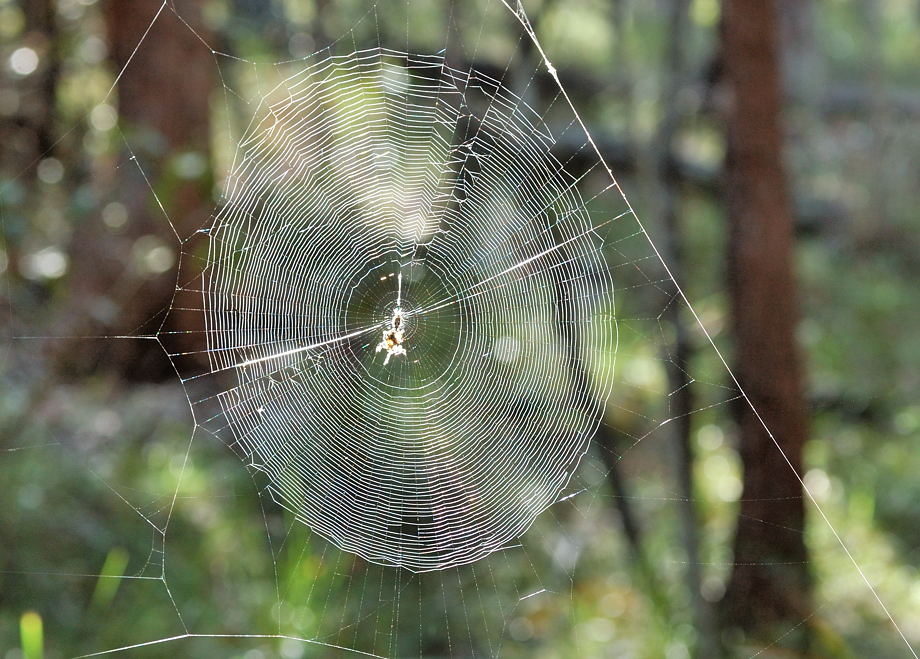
[179,46,618,573]
[1,0,917,657]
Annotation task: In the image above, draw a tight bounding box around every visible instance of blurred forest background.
[2,0,920,657]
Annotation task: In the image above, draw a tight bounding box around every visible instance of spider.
[376,307,407,365]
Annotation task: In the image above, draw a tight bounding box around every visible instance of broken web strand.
[0,0,914,657]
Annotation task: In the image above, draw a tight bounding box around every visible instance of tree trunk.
[58,0,214,379]
[314,0,331,48]
[656,2,721,655]
[20,0,60,159]
[719,0,811,647]
[0,0,61,303]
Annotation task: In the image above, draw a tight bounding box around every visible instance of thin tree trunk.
[861,0,889,241]
[514,0,667,618]
[719,0,811,647]
[655,2,720,655]
[58,0,214,379]
[548,243,670,621]
[20,0,60,159]
[444,0,463,71]
[0,0,61,302]
[314,0,331,48]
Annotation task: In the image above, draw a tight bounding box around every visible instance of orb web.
[188,49,616,571]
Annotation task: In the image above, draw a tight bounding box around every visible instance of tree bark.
[719,0,811,646]
[59,0,214,379]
